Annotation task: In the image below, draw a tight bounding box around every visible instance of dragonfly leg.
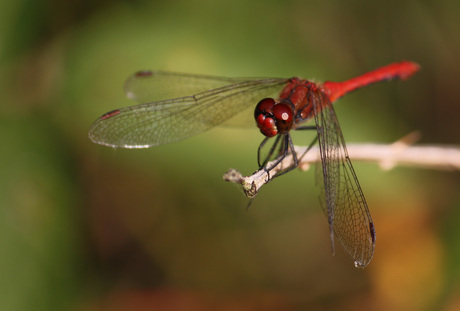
[298,136,318,162]
[257,133,294,180]
[257,126,318,180]
[267,133,299,179]
[257,135,282,169]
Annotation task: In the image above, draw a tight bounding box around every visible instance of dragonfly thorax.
[254,98,294,137]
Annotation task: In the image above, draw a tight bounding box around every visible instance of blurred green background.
[1,0,460,310]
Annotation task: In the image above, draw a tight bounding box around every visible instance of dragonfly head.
[254,98,294,137]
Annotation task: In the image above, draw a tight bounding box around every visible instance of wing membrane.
[124,70,271,103]
[313,90,375,268]
[89,76,288,148]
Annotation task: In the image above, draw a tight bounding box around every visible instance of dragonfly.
[89,61,420,268]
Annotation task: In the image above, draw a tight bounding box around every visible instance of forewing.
[124,70,268,103]
[313,90,376,268]
[89,78,288,148]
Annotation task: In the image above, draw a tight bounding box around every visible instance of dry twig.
[223,133,460,198]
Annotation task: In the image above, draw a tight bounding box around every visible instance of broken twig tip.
[223,168,244,184]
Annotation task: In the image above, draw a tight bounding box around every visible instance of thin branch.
[223,134,460,199]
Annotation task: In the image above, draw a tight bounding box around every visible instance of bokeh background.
[1,0,460,310]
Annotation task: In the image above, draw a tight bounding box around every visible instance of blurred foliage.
[1,0,460,310]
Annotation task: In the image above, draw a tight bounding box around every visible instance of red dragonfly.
[89,61,420,268]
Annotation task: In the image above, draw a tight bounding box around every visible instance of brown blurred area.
[1,0,460,310]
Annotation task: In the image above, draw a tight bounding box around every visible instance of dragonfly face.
[254,98,294,137]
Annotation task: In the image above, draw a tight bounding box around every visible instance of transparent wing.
[89,75,288,148]
[313,90,376,268]
[124,70,262,103]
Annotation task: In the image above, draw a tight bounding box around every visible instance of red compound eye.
[254,98,294,137]
[272,103,293,133]
[254,98,276,117]
[254,98,277,137]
